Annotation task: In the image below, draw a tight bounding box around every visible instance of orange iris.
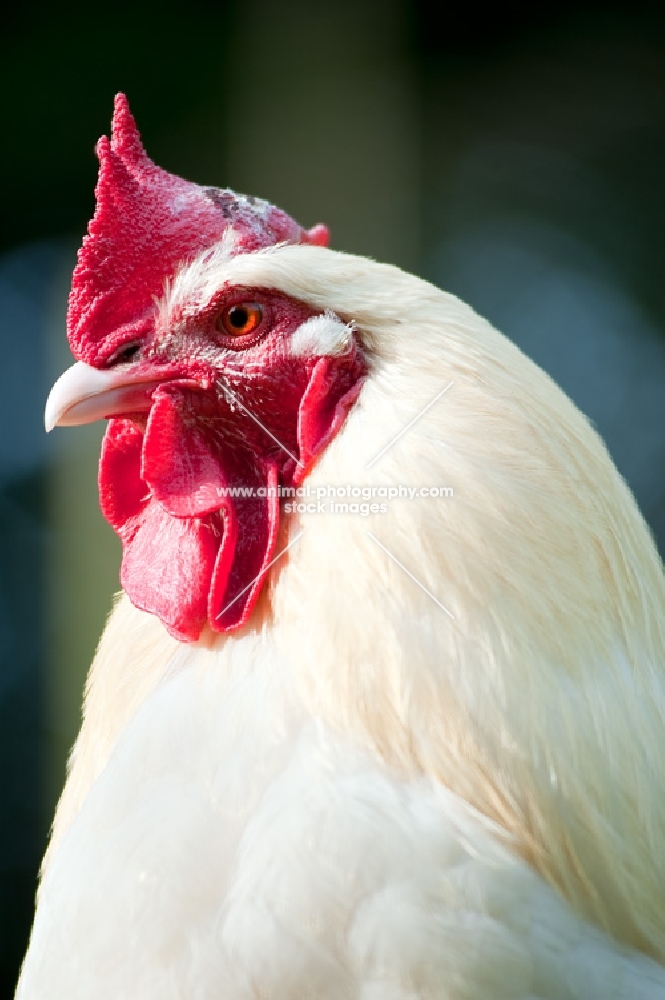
[216,302,263,337]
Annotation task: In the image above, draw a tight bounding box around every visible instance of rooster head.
[45,94,366,642]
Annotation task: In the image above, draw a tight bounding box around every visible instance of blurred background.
[1,0,665,991]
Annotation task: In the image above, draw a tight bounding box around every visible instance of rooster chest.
[18,649,665,999]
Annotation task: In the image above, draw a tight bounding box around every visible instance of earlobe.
[290,312,353,357]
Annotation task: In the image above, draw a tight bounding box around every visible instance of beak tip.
[44,388,66,433]
[44,360,107,434]
[44,359,163,432]
[44,401,58,434]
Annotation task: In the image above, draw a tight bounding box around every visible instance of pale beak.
[44,361,168,432]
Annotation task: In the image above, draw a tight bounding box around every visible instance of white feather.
[289,310,354,356]
[16,632,665,998]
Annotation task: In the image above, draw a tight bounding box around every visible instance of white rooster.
[16,94,665,998]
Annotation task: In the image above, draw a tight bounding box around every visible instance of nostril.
[108,341,142,366]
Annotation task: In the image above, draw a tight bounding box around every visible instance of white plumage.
[18,245,665,997]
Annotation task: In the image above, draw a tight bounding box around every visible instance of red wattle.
[141,388,230,518]
[98,387,288,641]
[99,419,147,531]
[209,461,281,631]
[296,355,366,483]
[120,501,219,643]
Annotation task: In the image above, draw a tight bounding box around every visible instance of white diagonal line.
[365,531,455,619]
[219,380,303,468]
[366,381,454,469]
[216,530,304,620]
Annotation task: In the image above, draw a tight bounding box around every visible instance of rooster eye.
[216,302,263,337]
[108,341,141,365]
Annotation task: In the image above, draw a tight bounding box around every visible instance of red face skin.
[60,94,365,642]
[97,288,366,641]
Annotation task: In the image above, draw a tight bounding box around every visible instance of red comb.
[67,94,329,366]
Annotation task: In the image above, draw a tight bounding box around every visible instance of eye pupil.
[229,306,248,329]
[217,301,263,338]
